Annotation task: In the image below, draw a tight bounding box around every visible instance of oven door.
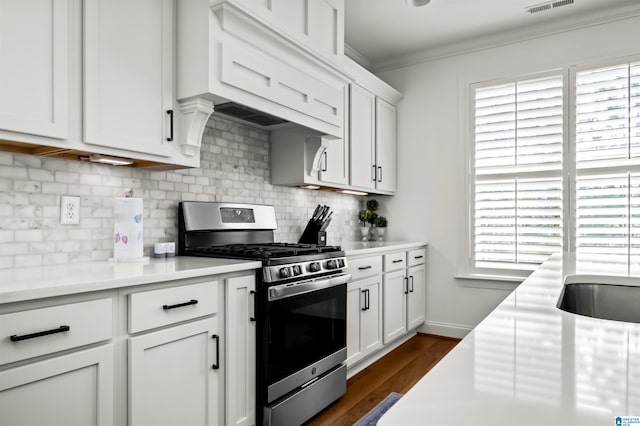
[263,273,350,403]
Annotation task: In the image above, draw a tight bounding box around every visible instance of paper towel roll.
[113,197,144,260]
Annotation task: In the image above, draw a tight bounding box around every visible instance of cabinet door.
[407,264,426,330]
[129,318,220,426]
[382,269,407,344]
[0,0,69,139]
[361,276,383,355]
[226,275,256,426]
[319,136,348,185]
[350,84,375,190]
[345,280,365,366]
[84,0,174,157]
[0,345,113,426]
[375,98,397,192]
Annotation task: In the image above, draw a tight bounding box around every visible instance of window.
[466,58,640,280]
[470,74,564,277]
[574,62,640,275]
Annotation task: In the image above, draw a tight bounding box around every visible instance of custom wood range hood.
[175,0,352,156]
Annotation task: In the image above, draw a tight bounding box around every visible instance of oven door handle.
[268,273,352,301]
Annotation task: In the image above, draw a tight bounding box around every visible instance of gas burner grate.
[190,243,342,260]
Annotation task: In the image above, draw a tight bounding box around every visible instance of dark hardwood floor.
[306,334,460,426]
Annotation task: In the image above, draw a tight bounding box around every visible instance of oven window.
[266,284,346,385]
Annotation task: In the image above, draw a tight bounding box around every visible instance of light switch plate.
[60,196,80,225]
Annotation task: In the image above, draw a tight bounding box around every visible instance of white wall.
[376,15,640,337]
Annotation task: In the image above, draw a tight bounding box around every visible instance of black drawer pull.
[211,334,220,370]
[10,325,70,342]
[163,299,198,310]
[414,255,424,259]
[392,259,404,263]
[358,265,372,270]
[166,109,174,142]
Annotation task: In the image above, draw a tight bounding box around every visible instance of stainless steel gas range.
[178,202,350,426]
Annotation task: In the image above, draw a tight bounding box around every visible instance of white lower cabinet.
[225,275,256,426]
[347,246,427,372]
[407,264,426,330]
[129,317,220,426]
[0,345,114,426]
[0,296,115,426]
[346,275,382,366]
[382,269,408,344]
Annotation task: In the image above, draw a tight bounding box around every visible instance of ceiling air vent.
[526,0,574,14]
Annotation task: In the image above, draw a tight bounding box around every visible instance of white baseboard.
[346,331,416,379]
[418,321,472,339]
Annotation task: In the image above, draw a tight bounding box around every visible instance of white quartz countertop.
[338,241,427,256]
[0,256,261,304]
[380,254,640,425]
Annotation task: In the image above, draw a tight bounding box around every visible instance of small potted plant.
[374,215,388,241]
[358,209,373,241]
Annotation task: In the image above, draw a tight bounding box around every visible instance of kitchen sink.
[557,275,640,323]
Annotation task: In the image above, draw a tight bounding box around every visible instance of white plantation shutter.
[473,74,563,272]
[575,62,640,275]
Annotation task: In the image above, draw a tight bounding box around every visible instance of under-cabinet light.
[339,189,368,196]
[300,185,321,190]
[88,154,134,166]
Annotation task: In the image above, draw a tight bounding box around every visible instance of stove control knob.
[337,258,345,268]
[292,265,303,276]
[308,262,321,272]
[326,259,338,270]
[279,267,291,279]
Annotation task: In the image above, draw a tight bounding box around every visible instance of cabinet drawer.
[408,248,426,267]
[348,256,382,281]
[0,298,113,366]
[129,281,218,333]
[384,252,407,272]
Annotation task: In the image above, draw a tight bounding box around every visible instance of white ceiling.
[344,0,640,70]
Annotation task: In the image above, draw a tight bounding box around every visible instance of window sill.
[454,273,524,290]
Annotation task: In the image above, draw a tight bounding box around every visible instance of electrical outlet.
[60,196,80,225]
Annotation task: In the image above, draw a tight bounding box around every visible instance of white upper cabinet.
[0,0,69,139]
[347,58,402,195]
[271,127,349,187]
[375,98,397,193]
[350,84,376,190]
[84,0,174,158]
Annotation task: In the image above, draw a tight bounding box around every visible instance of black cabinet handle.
[358,265,372,270]
[250,290,257,322]
[361,289,367,311]
[10,325,70,342]
[163,299,198,310]
[211,334,220,370]
[414,255,424,259]
[322,151,328,172]
[404,277,409,294]
[372,165,377,182]
[378,166,382,183]
[392,259,404,264]
[410,276,414,293]
[166,109,174,142]
[366,289,370,310]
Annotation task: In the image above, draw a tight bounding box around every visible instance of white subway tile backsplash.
[0,116,362,269]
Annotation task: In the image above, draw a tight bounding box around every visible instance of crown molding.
[344,43,372,70]
[370,3,640,73]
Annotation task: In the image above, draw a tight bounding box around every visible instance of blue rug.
[353,392,403,426]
